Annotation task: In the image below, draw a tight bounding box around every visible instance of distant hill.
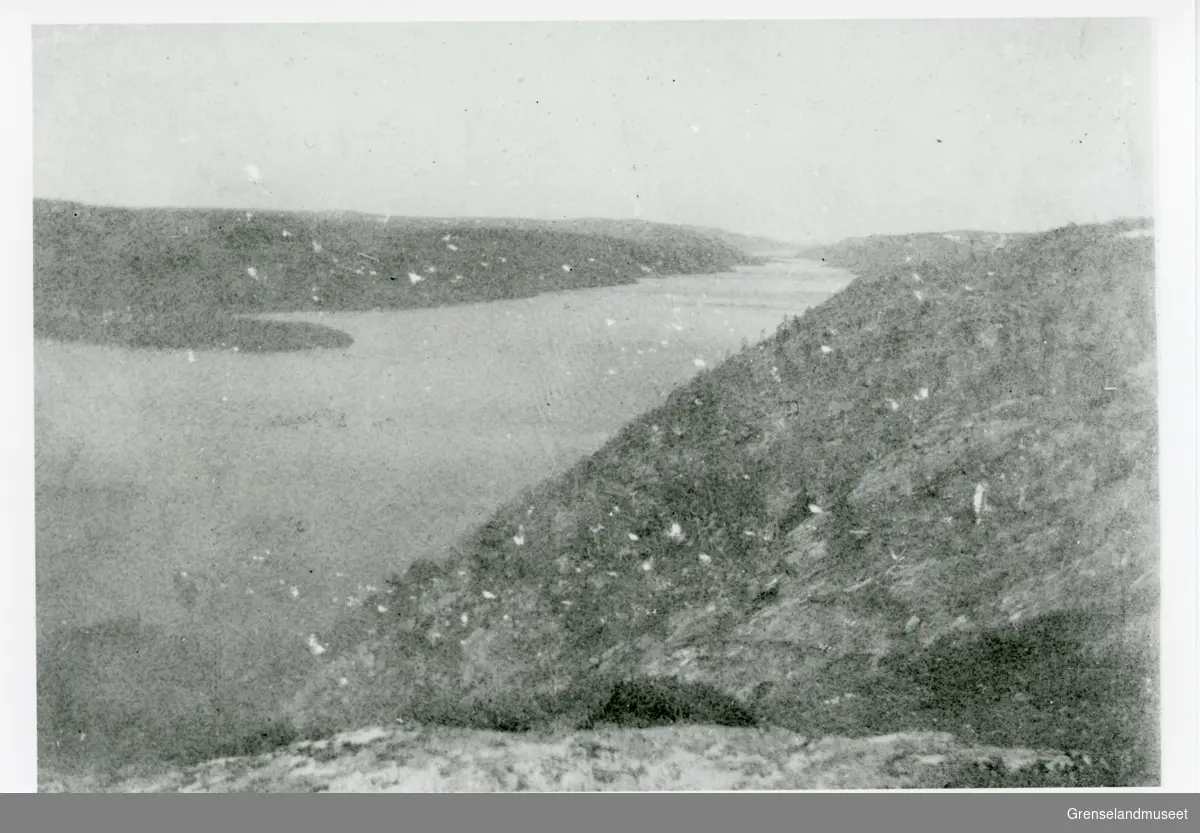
[278,218,1158,787]
[33,200,756,351]
[797,229,1027,269]
[300,214,795,255]
[676,224,801,255]
[795,218,1154,265]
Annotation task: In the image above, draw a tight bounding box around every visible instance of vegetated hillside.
[324,214,792,256]
[33,200,754,351]
[796,230,1026,269]
[395,215,783,253]
[282,218,1158,787]
[795,217,1153,270]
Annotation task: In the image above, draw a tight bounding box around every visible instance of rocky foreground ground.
[41,723,1082,793]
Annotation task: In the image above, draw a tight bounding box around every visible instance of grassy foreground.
[33,199,756,351]
[278,217,1159,787]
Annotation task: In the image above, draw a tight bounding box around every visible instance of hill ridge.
[277,217,1158,787]
[33,198,758,352]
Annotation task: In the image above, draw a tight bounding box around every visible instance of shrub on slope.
[287,220,1157,785]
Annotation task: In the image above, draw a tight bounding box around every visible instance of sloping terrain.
[309,215,795,255]
[275,219,1159,787]
[795,217,1152,272]
[33,200,754,351]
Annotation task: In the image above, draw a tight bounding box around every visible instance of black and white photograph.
[23,14,1176,793]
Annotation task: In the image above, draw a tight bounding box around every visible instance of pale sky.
[33,20,1153,242]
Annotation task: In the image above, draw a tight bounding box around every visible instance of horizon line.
[31,195,1154,246]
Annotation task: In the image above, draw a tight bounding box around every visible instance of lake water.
[34,257,850,768]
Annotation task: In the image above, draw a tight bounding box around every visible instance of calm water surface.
[35,257,850,768]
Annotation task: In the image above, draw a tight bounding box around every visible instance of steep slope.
[33,200,753,350]
[280,219,1158,787]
